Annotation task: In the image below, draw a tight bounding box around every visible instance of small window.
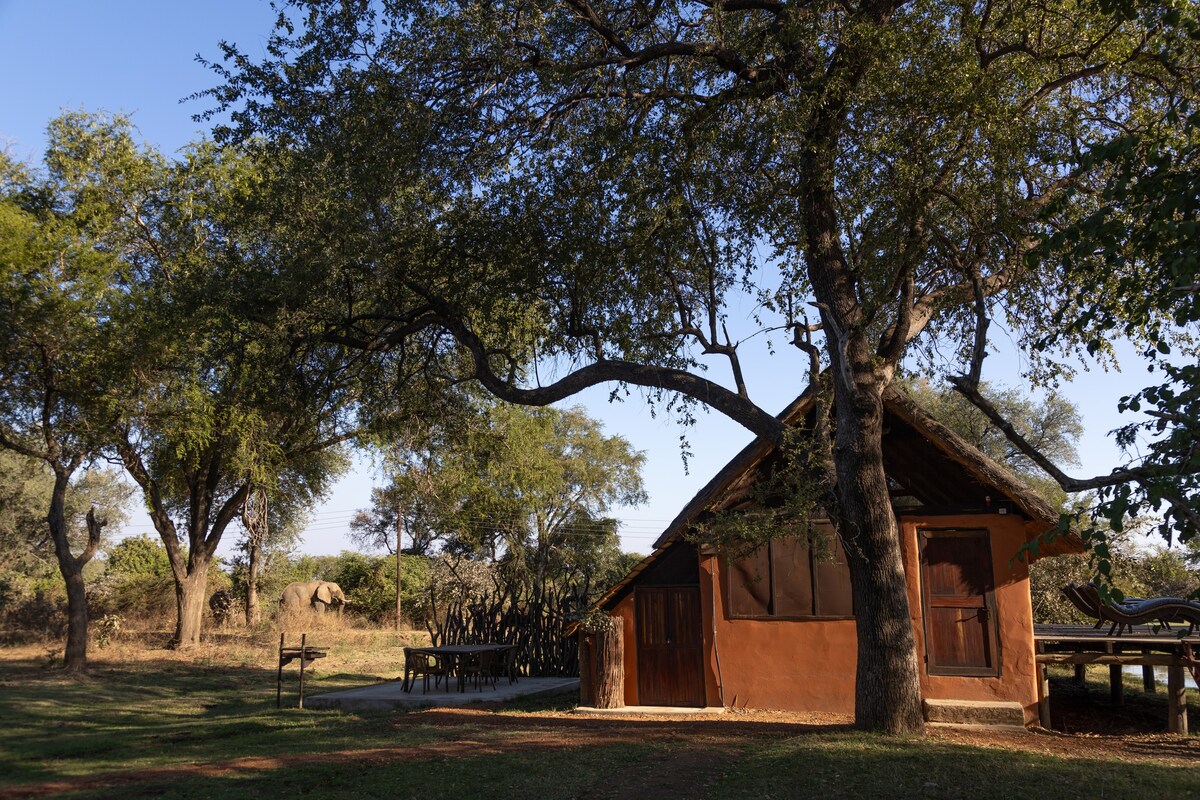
[725,523,854,619]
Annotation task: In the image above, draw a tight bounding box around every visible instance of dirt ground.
[5,682,1199,800]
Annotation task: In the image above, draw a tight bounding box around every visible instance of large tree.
[0,145,126,670]
[352,403,645,594]
[37,114,362,648]
[209,0,1198,730]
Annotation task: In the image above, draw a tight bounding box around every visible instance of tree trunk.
[245,542,262,626]
[799,44,924,727]
[833,375,924,733]
[174,562,211,649]
[593,626,625,709]
[56,549,90,673]
[45,471,102,673]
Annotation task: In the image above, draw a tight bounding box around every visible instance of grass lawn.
[2,628,1199,800]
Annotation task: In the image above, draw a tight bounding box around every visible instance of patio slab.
[305,676,580,711]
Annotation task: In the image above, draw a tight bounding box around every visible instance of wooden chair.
[499,646,519,685]
[403,648,449,693]
[460,649,498,692]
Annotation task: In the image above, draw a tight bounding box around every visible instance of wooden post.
[1109,664,1124,705]
[396,503,404,632]
[298,633,307,709]
[578,632,594,706]
[276,633,285,709]
[1106,642,1122,705]
[1036,642,1051,729]
[1168,666,1188,735]
[594,626,625,709]
[1142,654,1157,693]
[1073,664,1085,685]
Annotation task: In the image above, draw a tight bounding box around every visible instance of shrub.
[5,591,66,640]
[324,551,431,624]
[94,613,123,647]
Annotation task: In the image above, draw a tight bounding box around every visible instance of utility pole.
[395,500,404,631]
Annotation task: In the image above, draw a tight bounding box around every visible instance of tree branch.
[950,376,1197,502]
[403,298,788,443]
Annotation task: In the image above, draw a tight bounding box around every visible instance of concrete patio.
[305,676,580,711]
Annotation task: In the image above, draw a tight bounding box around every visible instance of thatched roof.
[587,383,1081,615]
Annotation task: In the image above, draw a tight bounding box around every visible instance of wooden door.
[919,529,1000,677]
[635,587,705,706]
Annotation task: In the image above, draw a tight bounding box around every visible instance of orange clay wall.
[699,552,858,713]
[609,514,1041,720]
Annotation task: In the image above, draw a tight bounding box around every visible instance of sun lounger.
[1062,583,1200,636]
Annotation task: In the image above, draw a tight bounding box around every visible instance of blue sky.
[0,1,1154,557]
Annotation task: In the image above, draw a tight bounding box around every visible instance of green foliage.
[93,613,122,648]
[104,536,173,580]
[325,550,431,623]
[0,452,54,585]
[1030,518,1200,622]
[1132,546,1200,599]
[576,606,618,635]
[97,536,176,620]
[356,403,645,594]
[694,427,836,559]
[1035,5,1200,547]
[0,125,134,661]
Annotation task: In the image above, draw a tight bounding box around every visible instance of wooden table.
[402,644,514,693]
[1034,624,1199,733]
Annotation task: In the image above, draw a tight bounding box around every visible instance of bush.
[5,591,66,641]
[324,551,430,624]
[94,613,123,647]
[1029,529,1200,623]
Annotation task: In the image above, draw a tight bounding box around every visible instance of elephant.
[208,589,235,626]
[279,580,348,614]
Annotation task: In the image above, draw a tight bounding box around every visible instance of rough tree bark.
[799,18,924,730]
[831,378,923,732]
[46,469,105,672]
[593,626,625,709]
[174,563,212,648]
